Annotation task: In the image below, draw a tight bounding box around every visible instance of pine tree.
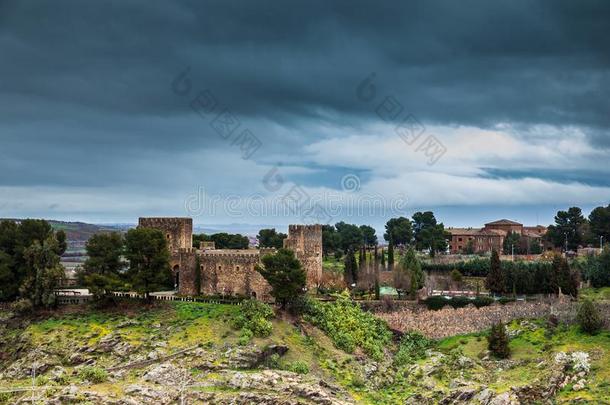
[486,250,504,295]
[256,248,306,309]
[487,322,510,358]
[577,299,602,334]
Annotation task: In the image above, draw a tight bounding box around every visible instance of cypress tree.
[486,250,504,295]
[388,240,395,272]
[487,322,510,359]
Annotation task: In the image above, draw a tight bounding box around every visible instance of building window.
[458,237,463,242]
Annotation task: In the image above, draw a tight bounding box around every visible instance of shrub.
[232,299,274,337]
[287,360,309,374]
[577,300,603,334]
[487,323,510,359]
[11,298,33,315]
[264,353,281,368]
[238,328,253,345]
[423,296,494,310]
[77,366,108,383]
[305,291,392,360]
[394,332,433,366]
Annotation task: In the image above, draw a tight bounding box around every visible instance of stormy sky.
[1,0,610,233]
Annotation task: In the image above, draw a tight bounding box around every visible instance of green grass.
[579,286,610,302]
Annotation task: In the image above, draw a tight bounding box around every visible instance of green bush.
[423,296,494,310]
[77,366,108,383]
[238,329,253,345]
[305,291,392,361]
[11,298,33,315]
[232,299,274,338]
[394,332,433,366]
[487,323,510,359]
[287,360,309,374]
[577,299,603,335]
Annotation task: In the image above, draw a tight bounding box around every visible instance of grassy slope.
[1,300,609,404]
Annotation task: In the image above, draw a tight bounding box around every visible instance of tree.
[486,250,504,295]
[412,211,449,256]
[20,238,65,308]
[529,238,543,255]
[359,225,378,247]
[463,240,475,255]
[257,228,287,249]
[545,207,587,251]
[387,240,395,272]
[193,233,249,249]
[55,230,68,256]
[397,248,425,298]
[487,323,510,359]
[384,217,413,246]
[0,219,65,305]
[343,249,358,286]
[124,228,173,299]
[322,225,340,257]
[589,247,610,288]
[588,204,610,246]
[81,233,125,303]
[577,300,602,334]
[503,231,522,255]
[256,248,306,309]
[380,247,386,269]
[450,269,463,289]
[335,222,363,253]
[552,254,578,297]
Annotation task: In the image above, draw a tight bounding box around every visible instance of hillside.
[1,297,608,404]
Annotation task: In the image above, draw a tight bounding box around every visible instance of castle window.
[236,266,240,272]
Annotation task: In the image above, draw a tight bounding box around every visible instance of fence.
[110,292,244,306]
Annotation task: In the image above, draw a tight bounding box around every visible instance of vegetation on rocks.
[304,292,392,360]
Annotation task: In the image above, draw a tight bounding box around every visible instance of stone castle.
[138,218,322,301]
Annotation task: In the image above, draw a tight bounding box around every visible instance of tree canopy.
[193,232,249,249]
[0,219,66,306]
[256,228,287,249]
[384,217,413,246]
[546,207,587,250]
[412,211,449,256]
[125,228,173,299]
[256,248,306,309]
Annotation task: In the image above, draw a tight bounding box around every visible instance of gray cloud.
[0,0,609,223]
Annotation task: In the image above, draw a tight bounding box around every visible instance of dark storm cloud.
[0,0,609,194]
[2,0,609,124]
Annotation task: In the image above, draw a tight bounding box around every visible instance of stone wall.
[284,225,322,288]
[138,217,193,252]
[198,250,272,301]
[377,301,610,339]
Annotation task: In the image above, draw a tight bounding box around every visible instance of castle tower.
[138,217,193,252]
[283,224,323,288]
[138,217,195,293]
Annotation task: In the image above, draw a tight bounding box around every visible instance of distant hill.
[0,218,127,242]
[48,220,126,242]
